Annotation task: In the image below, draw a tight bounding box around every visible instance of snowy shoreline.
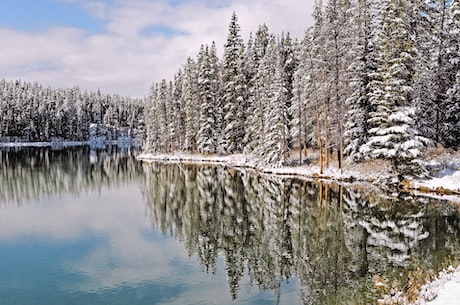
[421,265,460,305]
[137,152,460,200]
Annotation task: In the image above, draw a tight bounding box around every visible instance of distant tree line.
[0,79,145,142]
[144,0,460,173]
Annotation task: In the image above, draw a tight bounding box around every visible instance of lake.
[0,146,459,304]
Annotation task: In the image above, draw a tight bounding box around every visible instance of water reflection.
[143,163,460,304]
[1,147,459,304]
[0,146,143,205]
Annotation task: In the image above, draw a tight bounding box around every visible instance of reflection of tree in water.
[0,146,143,205]
[142,164,460,305]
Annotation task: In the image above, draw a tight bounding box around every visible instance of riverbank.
[377,265,460,305]
[137,150,460,202]
[423,265,460,305]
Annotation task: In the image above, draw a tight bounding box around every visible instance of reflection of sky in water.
[0,182,301,305]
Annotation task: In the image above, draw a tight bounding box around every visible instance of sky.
[0,0,315,97]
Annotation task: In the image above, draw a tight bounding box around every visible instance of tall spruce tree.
[171,70,185,151]
[323,0,353,169]
[244,25,270,153]
[444,0,460,148]
[197,43,221,154]
[182,57,200,152]
[221,12,247,153]
[362,0,429,174]
[414,0,456,146]
[344,0,376,161]
[259,36,290,167]
[290,30,314,164]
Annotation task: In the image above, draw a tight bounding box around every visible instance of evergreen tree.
[221,12,247,153]
[361,0,429,174]
[197,44,219,154]
[182,57,200,152]
[244,24,270,153]
[144,83,160,152]
[414,0,456,146]
[171,70,185,151]
[444,0,460,148]
[344,0,376,161]
[259,36,290,167]
[323,0,353,169]
[290,30,313,164]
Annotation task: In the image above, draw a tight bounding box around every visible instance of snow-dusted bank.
[421,266,460,305]
[137,152,460,200]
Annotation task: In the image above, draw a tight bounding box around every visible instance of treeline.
[144,0,460,173]
[0,79,145,142]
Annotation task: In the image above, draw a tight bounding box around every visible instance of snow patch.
[414,170,460,193]
[420,266,460,305]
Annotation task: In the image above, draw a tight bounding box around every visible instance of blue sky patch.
[141,24,188,38]
[0,0,106,33]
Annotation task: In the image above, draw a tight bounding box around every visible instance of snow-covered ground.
[138,152,382,180]
[413,169,460,195]
[138,151,460,198]
[420,265,460,305]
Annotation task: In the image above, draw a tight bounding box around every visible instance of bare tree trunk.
[316,106,323,175]
[323,97,329,169]
[298,93,303,165]
[281,107,287,165]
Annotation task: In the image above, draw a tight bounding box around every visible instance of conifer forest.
[144,0,459,174]
[1,0,460,175]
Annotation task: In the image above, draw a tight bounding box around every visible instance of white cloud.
[0,0,315,97]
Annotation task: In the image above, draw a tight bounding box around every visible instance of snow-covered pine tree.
[445,72,460,148]
[361,0,430,175]
[290,30,314,164]
[244,24,270,154]
[343,0,376,161]
[182,57,200,152]
[197,44,219,154]
[171,70,185,151]
[259,36,290,167]
[323,0,353,169]
[309,0,329,173]
[221,12,247,154]
[280,32,298,153]
[144,83,160,152]
[444,0,460,148]
[156,80,171,152]
[209,42,224,153]
[413,0,456,147]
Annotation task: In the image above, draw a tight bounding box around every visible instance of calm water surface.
[0,146,459,305]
